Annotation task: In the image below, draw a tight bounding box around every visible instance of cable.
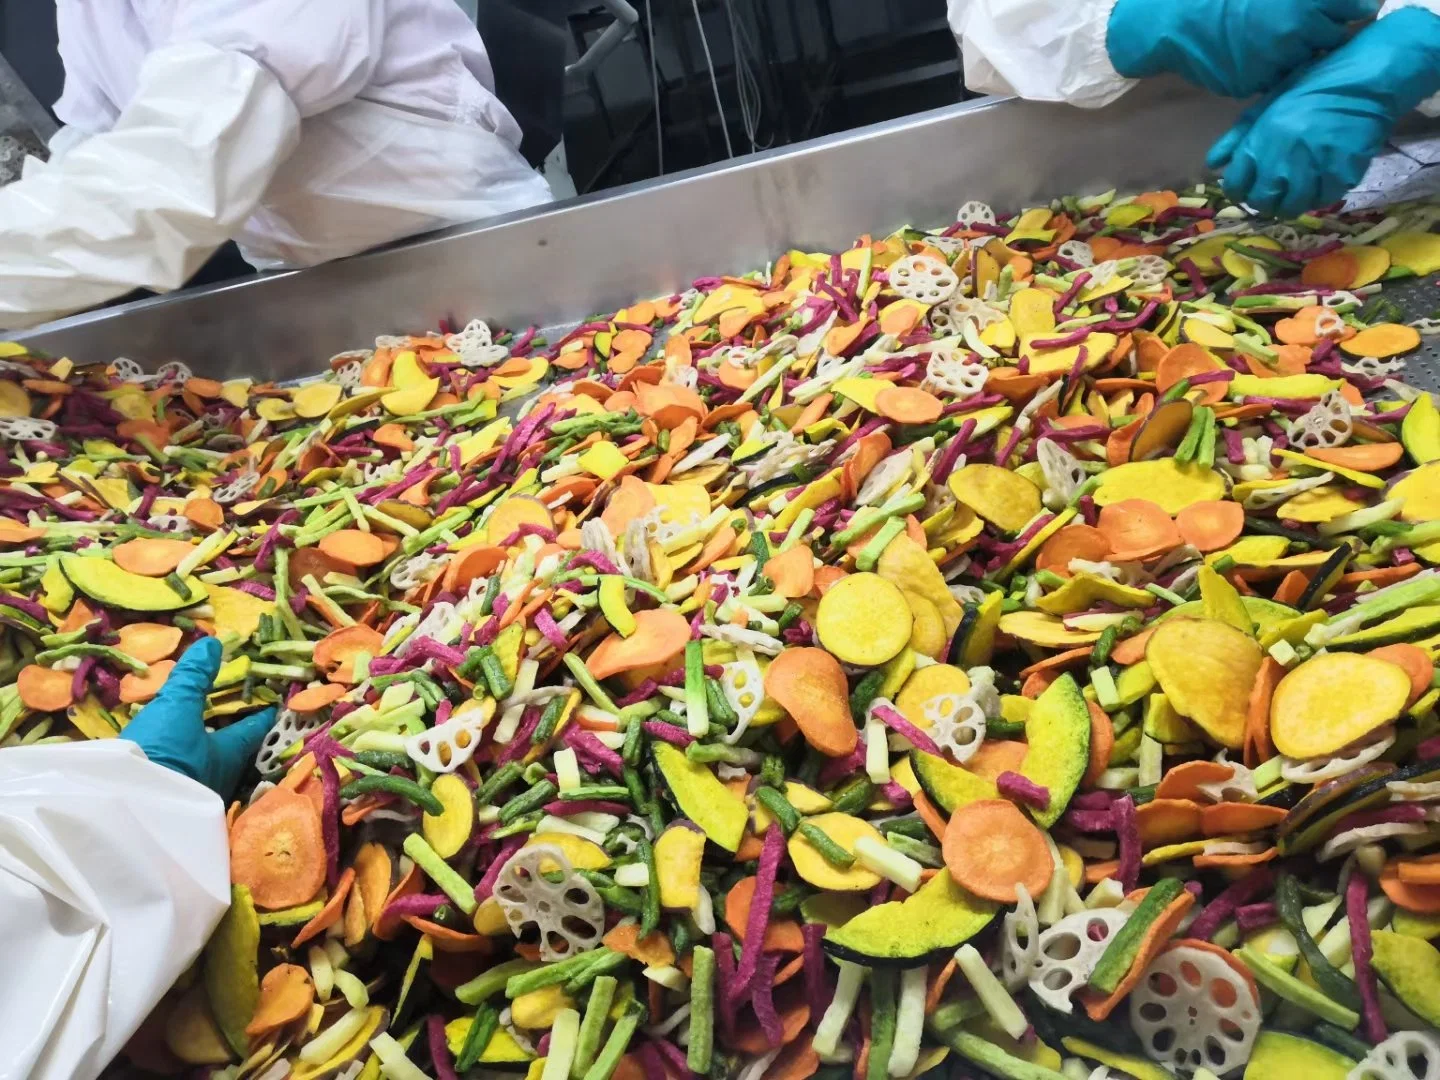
[722,0,770,153]
[646,0,664,175]
[690,0,735,159]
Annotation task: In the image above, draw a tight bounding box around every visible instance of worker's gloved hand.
[1107,0,1378,98]
[120,636,277,798]
[1207,6,1440,219]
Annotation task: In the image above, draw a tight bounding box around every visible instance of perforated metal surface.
[1379,271,1440,393]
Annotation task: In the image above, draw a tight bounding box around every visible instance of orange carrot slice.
[183,498,223,532]
[289,683,348,713]
[1154,760,1236,802]
[730,1001,810,1054]
[1083,701,1115,789]
[1305,442,1405,472]
[1096,499,1182,561]
[941,799,1052,903]
[1243,657,1283,769]
[18,665,76,712]
[964,739,1029,781]
[113,538,198,578]
[229,787,327,911]
[1199,802,1286,836]
[1382,856,1440,913]
[119,660,176,704]
[586,608,690,680]
[1397,858,1440,886]
[1369,643,1432,705]
[763,545,817,600]
[763,647,858,758]
[291,867,355,948]
[317,529,389,568]
[1136,798,1204,846]
[1302,250,1360,290]
[603,921,678,967]
[1273,570,1311,607]
[443,545,507,592]
[1036,525,1112,578]
[875,386,943,424]
[1174,500,1245,553]
[1109,626,1156,667]
[314,625,384,683]
[116,623,184,665]
[244,963,316,1037]
[725,875,807,952]
[1156,344,1227,405]
[0,519,42,544]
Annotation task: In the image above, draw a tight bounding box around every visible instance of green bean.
[455,1004,500,1072]
[686,742,757,765]
[685,640,709,735]
[761,754,787,790]
[506,948,617,998]
[755,785,800,835]
[499,780,557,823]
[572,976,618,1079]
[828,777,874,816]
[565,652,619,712]
[532,693,570,745]
[479,651,513,699]
[562,784,632,802]
[799,821,854,867]
[705,678,737,727]
[886,833,944,868]
[563,948,630,995]
[638,836,661,937]
[581,1004,644,1080]
[878,817,931,841]
[339,774,443,815]
[622,767,649,813]
[1160,377,1192,404]
[351,749,412,772]
[849,670,885,723]
[688,948,716,1073]
[622,716,644,766]
[777,601,804,632]
[477,761,523,804]
[1089,625,1119,668]
[866,969,898,1080]
[401,834,477,914]
[1275,874,1361,1009]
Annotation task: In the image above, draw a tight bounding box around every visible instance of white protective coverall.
[0,0,554,331]
[946,0,1440,108]
[0,741,230,1080]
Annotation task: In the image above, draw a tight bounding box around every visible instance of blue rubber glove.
[120,636,277,798]
[1207,6,1440,219]
[1107,0,1379,98]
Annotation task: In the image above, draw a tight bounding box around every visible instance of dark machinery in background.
[557,0,960,195]
[0,0,958,198]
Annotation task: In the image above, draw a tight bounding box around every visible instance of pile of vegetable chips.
[5,187,1440,1080]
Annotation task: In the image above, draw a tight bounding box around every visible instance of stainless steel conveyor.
[12,81,1440,388]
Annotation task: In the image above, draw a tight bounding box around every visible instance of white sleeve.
[0,40,300,332]
[0,741,231,1080]
[947,0,1138,108]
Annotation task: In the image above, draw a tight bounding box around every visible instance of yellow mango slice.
[1270,653,1410,759]
[1146,617,1262,749]
[1093,460,1225,514]
[948,463,1043,533]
